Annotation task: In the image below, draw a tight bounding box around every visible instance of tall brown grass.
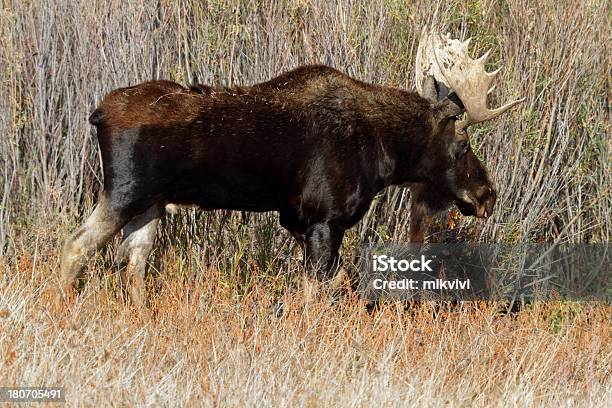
[0,0,610,405]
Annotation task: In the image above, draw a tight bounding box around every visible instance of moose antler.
[416,30,525,130]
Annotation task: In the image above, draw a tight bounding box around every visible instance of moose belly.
[168,171,285,212]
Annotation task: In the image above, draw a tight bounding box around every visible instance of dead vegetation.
[1,252,610,406]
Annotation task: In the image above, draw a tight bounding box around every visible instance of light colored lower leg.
[117,205,161,307]
[60,196,125,293]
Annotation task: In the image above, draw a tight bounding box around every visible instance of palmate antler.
[416,30,525,130]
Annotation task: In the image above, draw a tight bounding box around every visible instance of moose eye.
[455,140,469,158]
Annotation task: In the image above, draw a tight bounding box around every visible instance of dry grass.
[0,0,610,406]
[1,252,610,407]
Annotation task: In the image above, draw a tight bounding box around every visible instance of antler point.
[478,49,492,64]
[487,66,502,77]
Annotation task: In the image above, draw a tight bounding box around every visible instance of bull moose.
[60,32,524,305]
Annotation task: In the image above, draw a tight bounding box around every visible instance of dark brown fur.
[61,65,495,299]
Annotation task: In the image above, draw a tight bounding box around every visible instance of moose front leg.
[409,208,431,243]
[408,183,451,243]
[409,189,433,243]
[303,221,345,281]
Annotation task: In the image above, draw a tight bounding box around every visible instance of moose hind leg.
[116,205,162,307]
[60,195,128,295]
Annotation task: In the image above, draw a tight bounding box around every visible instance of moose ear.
[434,92,465,119]
[421,76,438,103]
[422,76,452,103]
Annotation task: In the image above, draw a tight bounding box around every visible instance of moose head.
[412,31,525,221]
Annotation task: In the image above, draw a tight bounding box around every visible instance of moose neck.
[368,92,436,188]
